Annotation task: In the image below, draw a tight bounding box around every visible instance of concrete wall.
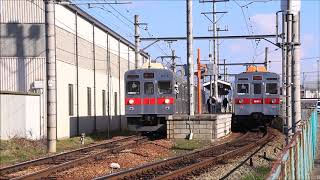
[0,93,41,140]
[167,114,232,140]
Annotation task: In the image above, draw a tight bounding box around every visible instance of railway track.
[0,135,147,180]
[97,129,274,180]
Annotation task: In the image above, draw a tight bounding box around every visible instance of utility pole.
[200,0,228,105]
[134,15,141,69]
[187,0,194,116]
[264,47,268,70]
[45,0,56,153]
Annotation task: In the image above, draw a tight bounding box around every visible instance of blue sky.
[74,0,320,83]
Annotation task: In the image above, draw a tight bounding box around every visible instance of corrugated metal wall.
[0,57,45,92]
[0,0,44,23]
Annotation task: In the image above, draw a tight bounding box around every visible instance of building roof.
[64,4,149,58]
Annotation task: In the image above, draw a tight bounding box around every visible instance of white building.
[0,0,148,139]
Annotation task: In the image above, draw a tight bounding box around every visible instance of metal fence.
[268,110,318,179]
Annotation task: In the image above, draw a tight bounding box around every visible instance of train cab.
[233,66,281,125]
[125,64,175,132]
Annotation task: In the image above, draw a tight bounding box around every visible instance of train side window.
[266,83,278,94]
[158,81,172,94]
[127,81,140,95]
[237,83,249,95]
[253,83,262,94]
[144,82,154,95]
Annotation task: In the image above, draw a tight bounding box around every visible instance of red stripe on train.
[235,98,280,104]
[234,98,251,104]
[125,97,175,105]
[264,98,280,104]
[157,97,175,104]
[143,98,156,105]
[125,98,142,105]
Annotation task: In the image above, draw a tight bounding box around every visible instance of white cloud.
[250,13,276,34]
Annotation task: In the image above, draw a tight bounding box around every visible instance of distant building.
[0,0,148,139]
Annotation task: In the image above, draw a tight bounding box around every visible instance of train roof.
[125,68,173,74]
[236,71,279,76]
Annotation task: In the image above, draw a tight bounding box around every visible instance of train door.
[252,82,263,115]
[143,81,156,114]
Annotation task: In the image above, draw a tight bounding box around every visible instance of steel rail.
[0,135,144,179]
[154,130,273,179]
[97,133,251,180]
[13,136,147,180]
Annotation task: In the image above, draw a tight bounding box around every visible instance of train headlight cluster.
[164,98,170,104]
[128,99,134,105]
[271,99,276,104]
[238,99,243,104]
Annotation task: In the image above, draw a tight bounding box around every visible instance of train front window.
[127,81,140,95]
[158,81,172,94]
[144,82,154,95]
[266,83,278,94]
[237,84,249,95]
[253,83,262,94]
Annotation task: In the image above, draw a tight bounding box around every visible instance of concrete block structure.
[167,114,232,140]
[0,0,148,139]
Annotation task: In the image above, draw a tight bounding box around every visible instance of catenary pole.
[282,0,294,138]
[134,15,141,69]
[292,9,301,133]
[172,50,176,73]
[212,2,218,102]
[197,48,202,114]
[187,0,195,115]
[264,47,268,70]
[281,12,287,140]
[45,0,56,153]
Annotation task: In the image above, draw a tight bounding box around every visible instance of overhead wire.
[233,0,260,62]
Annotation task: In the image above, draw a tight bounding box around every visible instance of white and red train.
[125,63,206,132]
[233,67,281,127]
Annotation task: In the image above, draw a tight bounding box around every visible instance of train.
[125,63,206,132]
[125,63,280,132]
[232,66,281,128]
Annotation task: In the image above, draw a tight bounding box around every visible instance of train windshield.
[237,84,249,95]
[158,81,172,94]
[127,81,140,95]
[266,83,278,94]
[144,82,154,95]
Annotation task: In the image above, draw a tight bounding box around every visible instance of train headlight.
[271,99,276,104]
[128,99,134,105]
[164,98,170,104]
[238,99,243,104]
